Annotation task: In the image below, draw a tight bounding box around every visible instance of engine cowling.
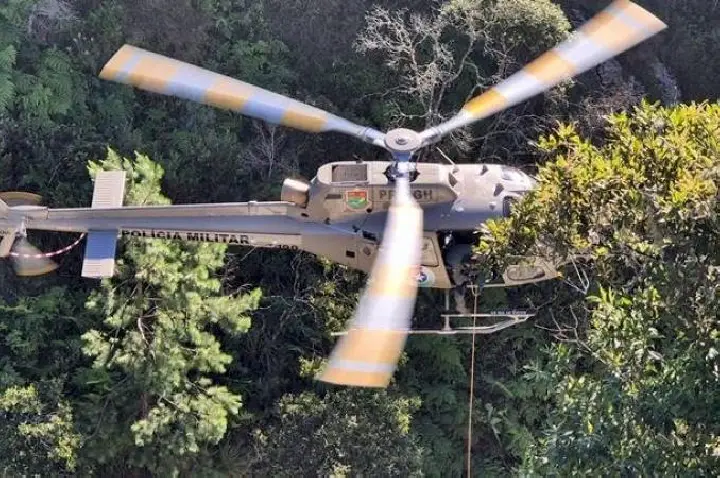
[281,178,311,208]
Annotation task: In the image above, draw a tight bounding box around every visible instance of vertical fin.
[81,171,126,278]
[90,171,127,208]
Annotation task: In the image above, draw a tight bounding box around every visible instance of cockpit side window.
[501,166,524,182]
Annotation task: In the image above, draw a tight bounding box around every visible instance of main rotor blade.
[318,177,422,387]
[100,45,386,147]
[419,0,667,145]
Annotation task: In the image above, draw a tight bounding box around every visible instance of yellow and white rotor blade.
[100,45,385,146]
[318,177,422,387]
[420,0,667,145]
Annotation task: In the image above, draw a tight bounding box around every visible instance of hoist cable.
[466,286,480,476]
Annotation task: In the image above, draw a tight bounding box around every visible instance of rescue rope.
[9,233,86,258]
[467,285,479,476]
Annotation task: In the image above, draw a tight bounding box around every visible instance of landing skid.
[330,285,536,337]
[330,310,534,337]
[402,311,534,335]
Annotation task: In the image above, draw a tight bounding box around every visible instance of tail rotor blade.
[419,0,667,145]
[0,229,15,258]
[100,45,386,146]
[12,238,58,277]
[318,176,423,387]
[0,192,43,207]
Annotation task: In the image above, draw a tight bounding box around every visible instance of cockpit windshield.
[501,166,526,182]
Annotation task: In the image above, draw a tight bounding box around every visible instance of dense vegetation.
[0,0,717,476]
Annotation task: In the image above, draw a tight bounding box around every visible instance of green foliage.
[0,0,718,475]
[78,149,261,475]
[455,0,571,59]
[0,285,88,475]
[398,332,468,476]
[0,0,38,33]
[0,0,80,125]
[0,45,16,113]
[478,101,719,475]
[250,389,424,476]
[0,385,81,474]
[0,287,88,386]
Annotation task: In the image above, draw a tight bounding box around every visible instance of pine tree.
[77,149,261,475]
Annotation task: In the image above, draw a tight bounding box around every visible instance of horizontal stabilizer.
[82,171,126,278]
[82,230,118,278]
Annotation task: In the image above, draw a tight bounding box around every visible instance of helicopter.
[0,0,665,388]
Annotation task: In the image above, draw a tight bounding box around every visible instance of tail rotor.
[0,193,61,277]
[10,235,59,276]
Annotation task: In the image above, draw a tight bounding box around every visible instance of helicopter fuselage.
[0,161,542,287]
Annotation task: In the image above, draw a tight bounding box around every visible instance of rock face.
[565,7,682,107]
[651,60,682,106]
[27,0,75,42]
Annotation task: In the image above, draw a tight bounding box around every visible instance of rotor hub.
[384,128,421,154]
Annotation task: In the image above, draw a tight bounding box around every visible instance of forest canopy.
[0,0,718,476]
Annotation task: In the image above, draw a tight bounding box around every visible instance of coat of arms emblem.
[345,189,370,210]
